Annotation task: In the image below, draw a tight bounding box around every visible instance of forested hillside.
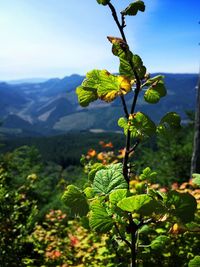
[0,73,198,137]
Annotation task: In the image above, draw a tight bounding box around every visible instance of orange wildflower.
[87,149,97,158]
[97,152,104,161]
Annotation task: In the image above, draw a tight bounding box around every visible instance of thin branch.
[129,59,142,115]
[128,214,137,267]
[122,85,140,185]
[107,2,142,113]
[120,95,129,119]
[108,2,127,43]
[130,83,140,114]
[108,2,142,182]
[122,43,141,187]
[128,140,140,154]
[108,2,133,187]
[137,218,154,229]
[114,222,132,248]
[123,131,131,185]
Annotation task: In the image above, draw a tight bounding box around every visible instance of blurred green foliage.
[0,128,199,266]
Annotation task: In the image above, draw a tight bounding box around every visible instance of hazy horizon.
[1,71,199,84]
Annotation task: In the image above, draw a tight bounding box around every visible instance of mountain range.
[0,73,198,137]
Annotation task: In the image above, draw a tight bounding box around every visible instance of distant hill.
[7,78,49,84]
[0,73,198,137]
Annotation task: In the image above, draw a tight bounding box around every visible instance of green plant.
[62,1,198,266]
[0,159,38,266]
[29,209,125,267]
[134,121,194,186]
[0,146,66,266]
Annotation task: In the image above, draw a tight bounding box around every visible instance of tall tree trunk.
[191,72,200,175]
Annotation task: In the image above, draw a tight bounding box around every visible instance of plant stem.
[120,95,129,119]
[114,223,131,248]
[107,3,142,266]
[108,2,141,182]
[128,214,138,267]
[123,73,141,186]
[123,131,131,186]
[128,140,140,155]
[131,83,140,114]
[108,3,127,43]
[130,231,137,267]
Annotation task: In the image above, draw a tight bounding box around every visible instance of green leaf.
[118,117,128,134]
[96,0,110,6]
[130,112,156,138]
[88,163,105,182]
[84,187,95,199]
[76,86,98,107]
[132,55,146,79]
[119,57,134,79]
[118,194,164,216]
[82,69,102,89]
[82,69,131,102]
[188,256,200,267]
[144,75,164,86]
[107,163,123,172]
[144,88,162,104]
[144,80,166,104]
[118,112,156,139]
[119,54,146,79]
[139,167,157,181]
[160,112,181,127]
[89,199,113,233]
[93,163,128,195]
[62,185,89,216]
[192,173,200,187]
[107,36,129,57]
[139,225,152,234]
[80,216,90,230]
[121,1,145,16]
[117,194,152,213]
[150,235,170,250]
[148,188,165,201]
[107,37,146,80]
[157,112,181,134]
[186,222,200,232]
[109,189,128,204]
[97,71,131,102]
[165,191,197,223]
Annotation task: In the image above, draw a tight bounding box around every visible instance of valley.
[0,73,198,137]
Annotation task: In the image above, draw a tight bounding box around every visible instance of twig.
[128,214,137,267]
[120,95,129,119]
[128,140,140,154]
[123,131,131,185]
[107,3,141,187]
[114,222,132,248]
[137,218,154,228]
[108,3,127,43]
[130,82,140,114]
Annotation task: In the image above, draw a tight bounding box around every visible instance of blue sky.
[0,0,199,80]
